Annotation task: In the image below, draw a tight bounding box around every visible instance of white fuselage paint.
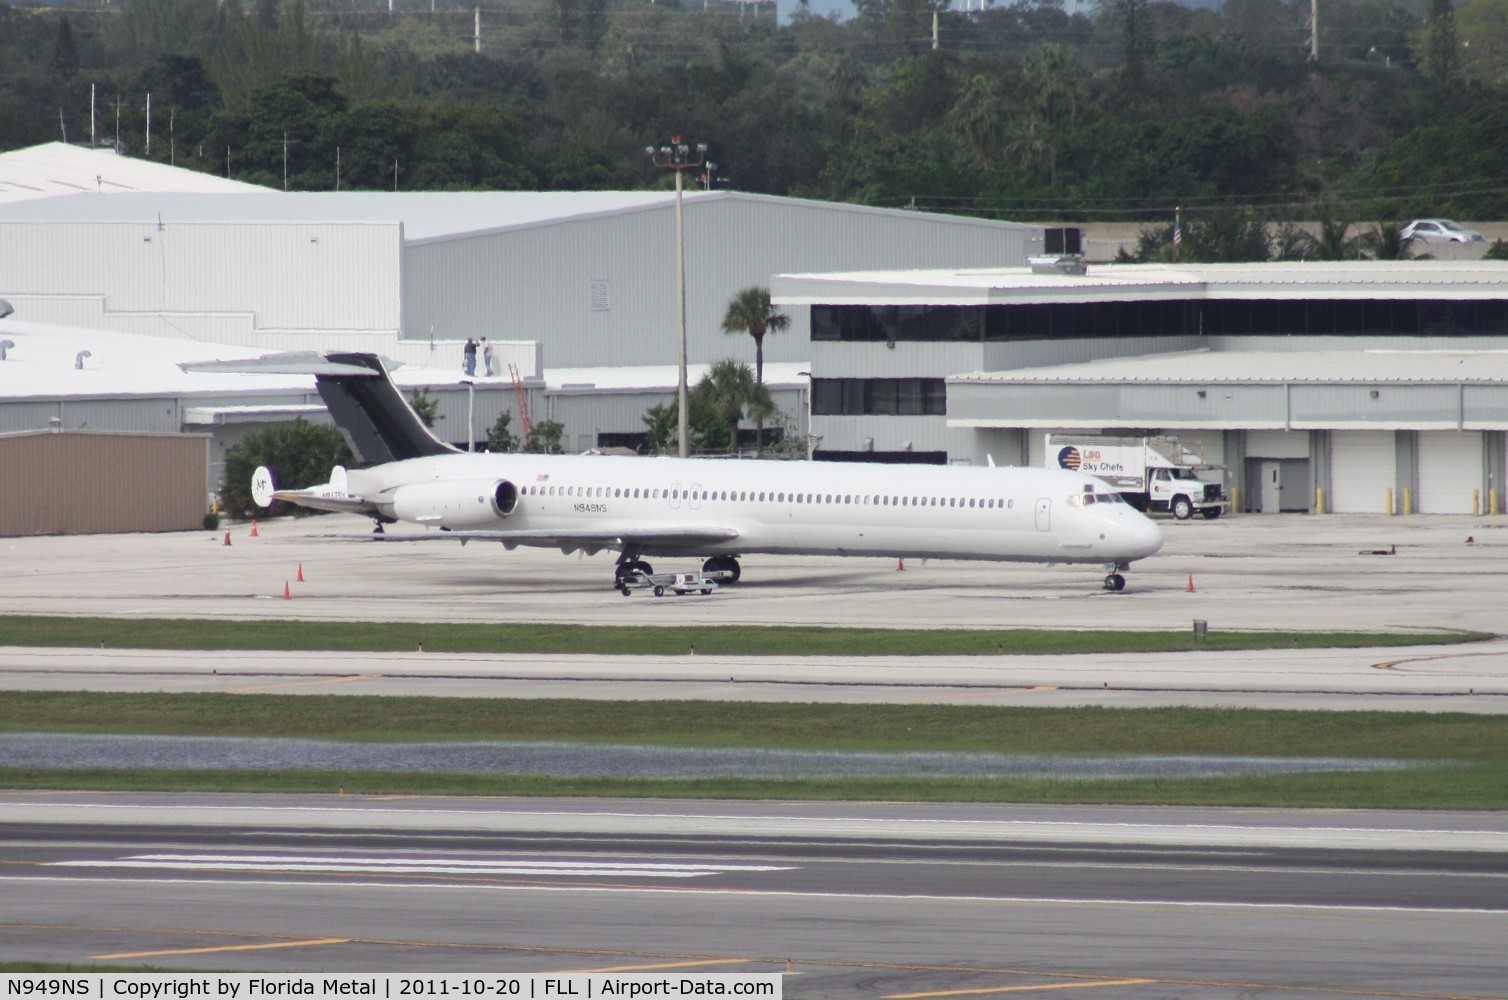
[345,453,1163,566]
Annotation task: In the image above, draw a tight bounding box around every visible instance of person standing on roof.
[481,337,495,377]
[463,337,477,377]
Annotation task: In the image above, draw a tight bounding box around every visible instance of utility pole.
[145,93,151,156]
[1309,0,1319,62]
[646,137,709,459]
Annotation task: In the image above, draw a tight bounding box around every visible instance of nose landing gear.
[1102,561,1130,592]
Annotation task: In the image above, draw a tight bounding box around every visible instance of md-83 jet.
[205,352,1163,591]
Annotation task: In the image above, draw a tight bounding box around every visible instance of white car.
[1400,219,1485,243]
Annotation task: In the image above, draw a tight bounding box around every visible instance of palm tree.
[720,286,790,386]
[1020,43,1080,188]
[693,360,772,455]
[1306,214,1360,260]
[1365,222,1415,261]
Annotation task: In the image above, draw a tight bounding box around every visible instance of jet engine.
[389,479,518,529]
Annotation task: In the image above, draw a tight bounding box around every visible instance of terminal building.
[774,259,1508,514]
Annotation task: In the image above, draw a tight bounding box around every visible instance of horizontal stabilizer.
[179,352,389,377]
[269,489,377,516]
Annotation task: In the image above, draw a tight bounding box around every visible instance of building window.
[812,378,947,416]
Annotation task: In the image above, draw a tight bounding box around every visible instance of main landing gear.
[614,555,654,588]
[1102,560,1130,592]
[612,550,742,588]
[702,555,741,582]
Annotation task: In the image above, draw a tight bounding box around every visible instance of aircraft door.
[1034,497,1051,531]
[669,482,682,509]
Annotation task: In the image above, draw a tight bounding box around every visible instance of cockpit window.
[1069,489,1126,507]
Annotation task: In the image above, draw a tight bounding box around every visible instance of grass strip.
[3,693,1505,809]
[0,615,1489,656]
[4,692,1506,755]
[1,765,1502,811]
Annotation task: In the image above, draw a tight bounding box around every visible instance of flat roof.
[545,362,810,394]
[774,260,1508,305]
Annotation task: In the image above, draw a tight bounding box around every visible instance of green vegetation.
[0,614,1486,657]
[2,693,1504,809]
[2,0,1506,236]
[218,421,352,518]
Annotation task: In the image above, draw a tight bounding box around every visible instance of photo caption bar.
[2,976,781,1000]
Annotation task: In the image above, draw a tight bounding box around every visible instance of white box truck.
[1047,435,1227,519]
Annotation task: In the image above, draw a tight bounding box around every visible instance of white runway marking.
[48,853,798,878]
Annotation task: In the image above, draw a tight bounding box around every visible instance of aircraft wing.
[367,525,741,550]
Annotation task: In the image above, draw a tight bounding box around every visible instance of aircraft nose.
[1127,511,1164,558]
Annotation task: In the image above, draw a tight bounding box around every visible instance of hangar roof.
[0,189,1029,243]
[0,190,690,241]
[0,142,268,203]
[953,348,1508,385]
[774,260,1508,305]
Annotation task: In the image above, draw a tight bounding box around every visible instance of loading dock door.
[1330,431,1396,513]
[1417,432,1483,513]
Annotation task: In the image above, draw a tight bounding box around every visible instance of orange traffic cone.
[1186,574,1196,593]
[897,558,906,571]
[283,581,291,600]
[250,520,260,538]
[296,564,305,583]
[223,531,232,547]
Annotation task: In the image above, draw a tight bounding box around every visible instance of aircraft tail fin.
[315,353,458,466]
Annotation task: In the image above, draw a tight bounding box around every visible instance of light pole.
[646,137,708,459]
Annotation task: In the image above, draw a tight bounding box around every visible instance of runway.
[3,792,1506,998]
[5,516,1508,993]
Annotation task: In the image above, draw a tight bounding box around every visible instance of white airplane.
[220,352,1163,591]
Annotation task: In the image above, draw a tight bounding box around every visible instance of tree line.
[4,0,1508,239]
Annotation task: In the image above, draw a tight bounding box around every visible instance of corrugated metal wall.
[0,220,402,346]
[403,196,1033,370]
[0,397,180,435]
[0,431,208,536]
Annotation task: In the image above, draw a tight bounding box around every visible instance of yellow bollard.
[1230,486,1239,513]
[1493,488,1500,516]
[1386,487,1394,515]
[1474,489,1481,516]
[1403,487,1413,515]
[1315,487,1325,514]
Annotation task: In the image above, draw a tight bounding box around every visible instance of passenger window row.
[519,483,1019,510]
